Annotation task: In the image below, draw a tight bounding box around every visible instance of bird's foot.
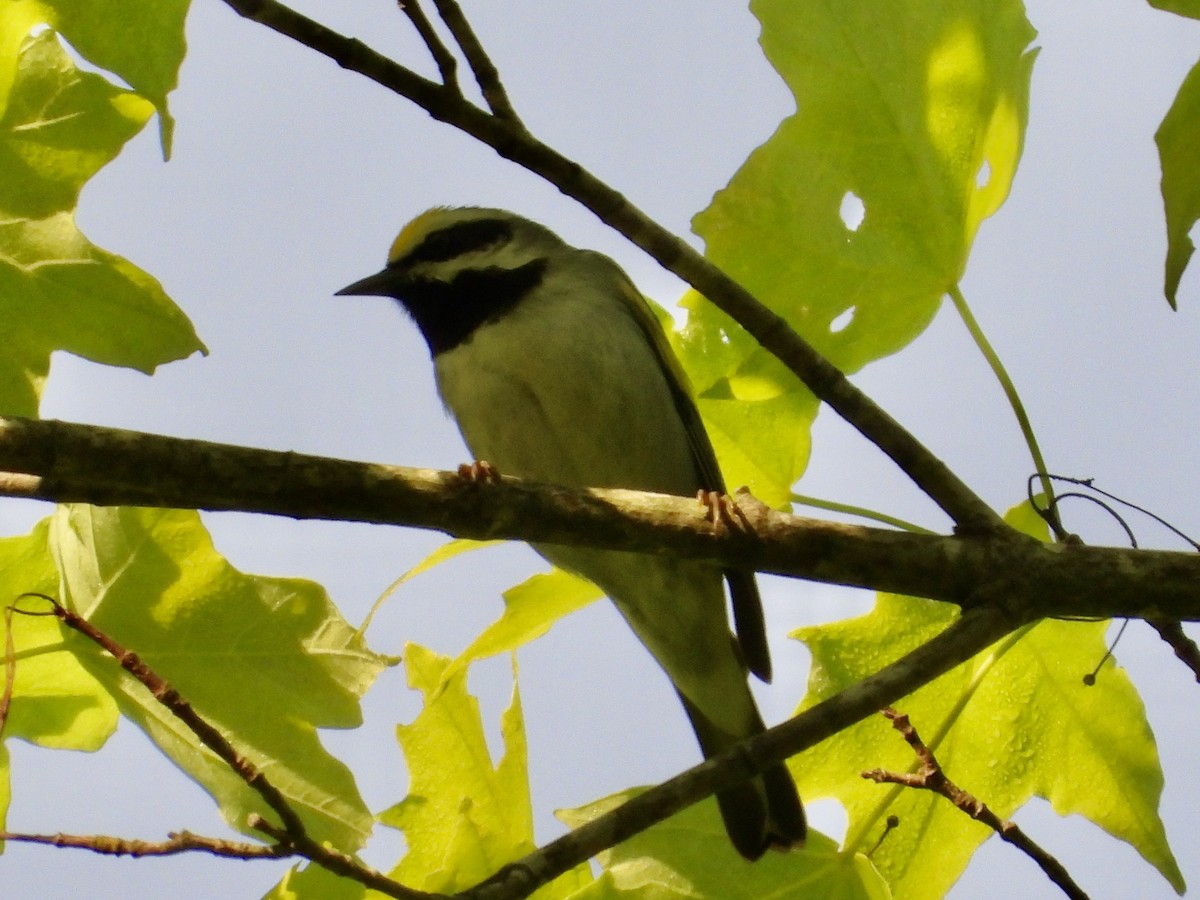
[457,460,502,484]
[696,488,752,533]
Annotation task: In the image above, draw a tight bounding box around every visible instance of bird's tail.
[679,693,806,860]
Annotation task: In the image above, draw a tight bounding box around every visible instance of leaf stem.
[790,493,935,535]
[947,286,1064,539]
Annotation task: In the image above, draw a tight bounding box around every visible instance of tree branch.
[10,592,442,900]
[216,0,1004,536]
[0,829,288,860]
[1148,619,1200,682]
[465,607,1016,899]
[1,416,1198,622]
[864,708,1091,900]
[13,592,306,839]
[429,0,520,121]
[399,0,460,95]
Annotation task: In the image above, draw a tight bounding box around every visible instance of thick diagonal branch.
[465,607,1016,900]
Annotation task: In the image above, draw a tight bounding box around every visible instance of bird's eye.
[407,219,513,265]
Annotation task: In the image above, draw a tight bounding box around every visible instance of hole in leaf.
[830,306,855,334]
[975,160,992,189]
[839,191,865,232]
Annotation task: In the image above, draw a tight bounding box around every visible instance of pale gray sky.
[5,2,1200,898]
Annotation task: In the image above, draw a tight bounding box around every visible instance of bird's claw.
[457,460,502,484]
[696,488,752,533]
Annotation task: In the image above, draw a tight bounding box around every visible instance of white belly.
[434,284,701,496]
[432,284,755,736]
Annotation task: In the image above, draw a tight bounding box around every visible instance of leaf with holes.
[674,0,1037,502]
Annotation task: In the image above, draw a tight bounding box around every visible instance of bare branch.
[1,416,1199,621]
[10,592,443,900]
[430,0,521,121]
[217,0,1003,537]
[864,709,1091,900]
[1148,619,1200,682]
[0,828,287,859]
[465,607,1016,899]
[399,0,460,94]
[248,816,432,900]
[14,593,306,839]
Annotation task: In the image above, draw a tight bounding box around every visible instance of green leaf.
[559,789,889,900]
[677,0,1036,501]
[789,502,1183,898]
[1156,57,1200,307]
[1,0,187,154]
[1147,0,1200,20]
[358,537,500,638]
[0,518,117,751]
[0,27,204,416]
[695,390,815,509]
[381,644,591,897]
[47,505,387,852]
[0,517,119,835]
[442,568,602,685]
[263,862,368,900]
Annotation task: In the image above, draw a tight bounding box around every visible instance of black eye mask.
[404,218,514,266]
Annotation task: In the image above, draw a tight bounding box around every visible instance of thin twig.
[0,829,289,859]
[11,593,441,900]
[13,593,306,838]
[1148,619,1200,682]
[864,709,1091,900]
[430,0,520,122]
[217,0,1002,537]
[249,816,429,899]
[463,607,1016,900]
[399,0,460,94]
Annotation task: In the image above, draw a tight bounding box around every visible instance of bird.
[336,206,805,859]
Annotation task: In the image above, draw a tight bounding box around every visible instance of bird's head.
[336,207,561,354]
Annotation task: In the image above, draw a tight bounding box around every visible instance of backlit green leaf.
[790,502,1182,898]
[677,0,1036,501]
[0,517,119,836]
[0,27,203,415]
[48,505,386,852]
[442,568,602,685]
[560,789,888,899]
[381,644,590,897]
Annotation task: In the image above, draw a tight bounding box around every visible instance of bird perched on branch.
[337,206,805,859]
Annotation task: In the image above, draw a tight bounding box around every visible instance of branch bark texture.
[1,416,1197,622]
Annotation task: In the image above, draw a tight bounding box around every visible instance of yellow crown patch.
[387,207,454,263]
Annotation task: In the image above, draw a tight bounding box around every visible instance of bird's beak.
[335,267,402,297]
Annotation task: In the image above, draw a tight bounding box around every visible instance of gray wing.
[594,253,772,682]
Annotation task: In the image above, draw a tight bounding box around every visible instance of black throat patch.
[397,259,548,356]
